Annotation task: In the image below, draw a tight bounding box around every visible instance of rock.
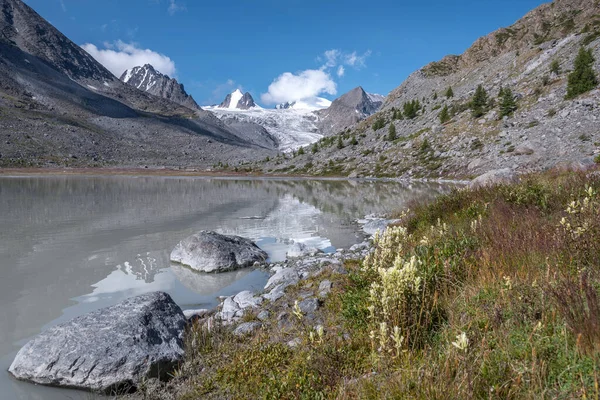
[514,142,536,155]
[256,310,270,321]
[362,218,399,236]
[233,322,262,337]
[265,268,300,290]
[468,158,485,171]
[287,338,302,348]
[349,242,369,252]
[170,231,267,273]
[318,280,333,297]
[218,297,243,323]
[233,290,263,309]
[298,297,320,314]
[286,242,322,259]
[9,292,186,393]
[183,308,209,320]
[470,168,518,189]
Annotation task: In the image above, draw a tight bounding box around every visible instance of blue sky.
[24,0,547,107]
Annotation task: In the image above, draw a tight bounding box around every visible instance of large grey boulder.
[470,168,518,189]
[170,231,268,273]
[286,242,322,259]
[9,292,186,394]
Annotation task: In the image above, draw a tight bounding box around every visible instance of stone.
[265,268,300,290]
[298,298,320,314]
[286,242,322,258]
[470,168,518,189]
[256,310,270,321]
[362,218,400,236]
[183,308,209,320]
[233,290,263,309]
[9,292,186,393]
[514,142,536,155]
[170,231,267,273]
[318,280,333,297]
[287,338,302,348]
[233,322,262,337]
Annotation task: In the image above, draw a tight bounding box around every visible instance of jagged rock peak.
[120,64,199,110]
[219,89,256,110]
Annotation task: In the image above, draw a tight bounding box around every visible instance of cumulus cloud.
[81,40,176,78]
[261,69,336,105]
[337,65,345,77]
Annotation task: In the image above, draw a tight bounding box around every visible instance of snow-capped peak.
[218,90,257,110]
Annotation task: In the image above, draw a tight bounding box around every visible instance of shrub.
[403,100,421,120]
[550,59,561,75]
[297,146,305,155]
[566,47,598,99]
[351,136,358,146]
[337,136,344,149]
[312,143,318,154]
[439,105,450,123]
[372,117,386,131]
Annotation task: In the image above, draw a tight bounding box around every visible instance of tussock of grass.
[138,168,600,399]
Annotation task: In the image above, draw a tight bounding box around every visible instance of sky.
[23,0,548,107]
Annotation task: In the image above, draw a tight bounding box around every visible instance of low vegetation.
[137,169,600,399]
[566,46,598,99]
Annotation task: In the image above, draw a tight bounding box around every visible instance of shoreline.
[0,167,471,184]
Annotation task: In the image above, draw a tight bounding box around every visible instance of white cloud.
[337,65,345,77]
[261,69,336,105]
[59,0,66,12]
[320,49,372,70]
[81,40,176,78]
[168,0,186,15]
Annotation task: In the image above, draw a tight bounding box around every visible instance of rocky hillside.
[0,0,276,168]
[120,64,200,110]
[316,86,385,135]
[259,0,600,179]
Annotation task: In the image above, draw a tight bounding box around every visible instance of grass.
[136,168,600,399]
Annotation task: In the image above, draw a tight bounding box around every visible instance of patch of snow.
[226,89,244,109]
[103,82,110,87]
[87,85,98,90]
[24,59,30,64]
[122,68,134,83]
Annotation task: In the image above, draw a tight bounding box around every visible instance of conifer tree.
[433,92,438,100]
[550,59,561,75]
[297,146,305,155]
[351,135,358,146]
[439,105,450,123]
[337,136,344,149]
[471,85,489,118]
[388,123,397,141]
[499,87,518,117]
[445,86,454,98]
[566,47,598,99]
[312,142,319,154]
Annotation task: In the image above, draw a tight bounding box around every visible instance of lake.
[0,175,453,399]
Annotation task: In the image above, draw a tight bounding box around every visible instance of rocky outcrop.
[170,231,268,273]
[8,292,186,394]
[317,86,384,135]
[237,92,256,109]
[120,64,200,110]
[470,168,518,188]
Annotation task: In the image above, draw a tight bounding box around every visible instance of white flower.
[452,332,469,352]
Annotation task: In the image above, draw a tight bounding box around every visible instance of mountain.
[0,0,277,168]
[316,87,384,135]
[218,89,256,110]
[259,0,600,178]
[120,64,199,110]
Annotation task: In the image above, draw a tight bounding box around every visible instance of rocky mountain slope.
[120,64,199,110]
[316,86,385,135]
[0,0,276,168]
[259,0,600,179]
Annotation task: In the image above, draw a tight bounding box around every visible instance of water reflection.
[0,175,456,399]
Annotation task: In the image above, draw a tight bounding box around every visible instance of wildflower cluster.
[559,185,597,239]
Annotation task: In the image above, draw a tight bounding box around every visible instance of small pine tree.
[445,86,454,98]
[297,146,305,155]
[566,47,598,99]
[372,117,386,131]
[351,136,358,146]
[498,85,505,98]
[499,87,518,117]
[550,59,561,75]
[471,85,489,118]
[312,143,318,154]
[439,105,450,123]
[337,136,344,149]
[433,92,438,100]
[388,123,397,141]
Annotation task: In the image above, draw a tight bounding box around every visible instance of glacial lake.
[0,175,454,399]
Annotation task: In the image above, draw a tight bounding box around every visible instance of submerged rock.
[9,292,186,394]
[170,231,267,273]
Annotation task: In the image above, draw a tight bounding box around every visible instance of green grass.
[136,168,600,399]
